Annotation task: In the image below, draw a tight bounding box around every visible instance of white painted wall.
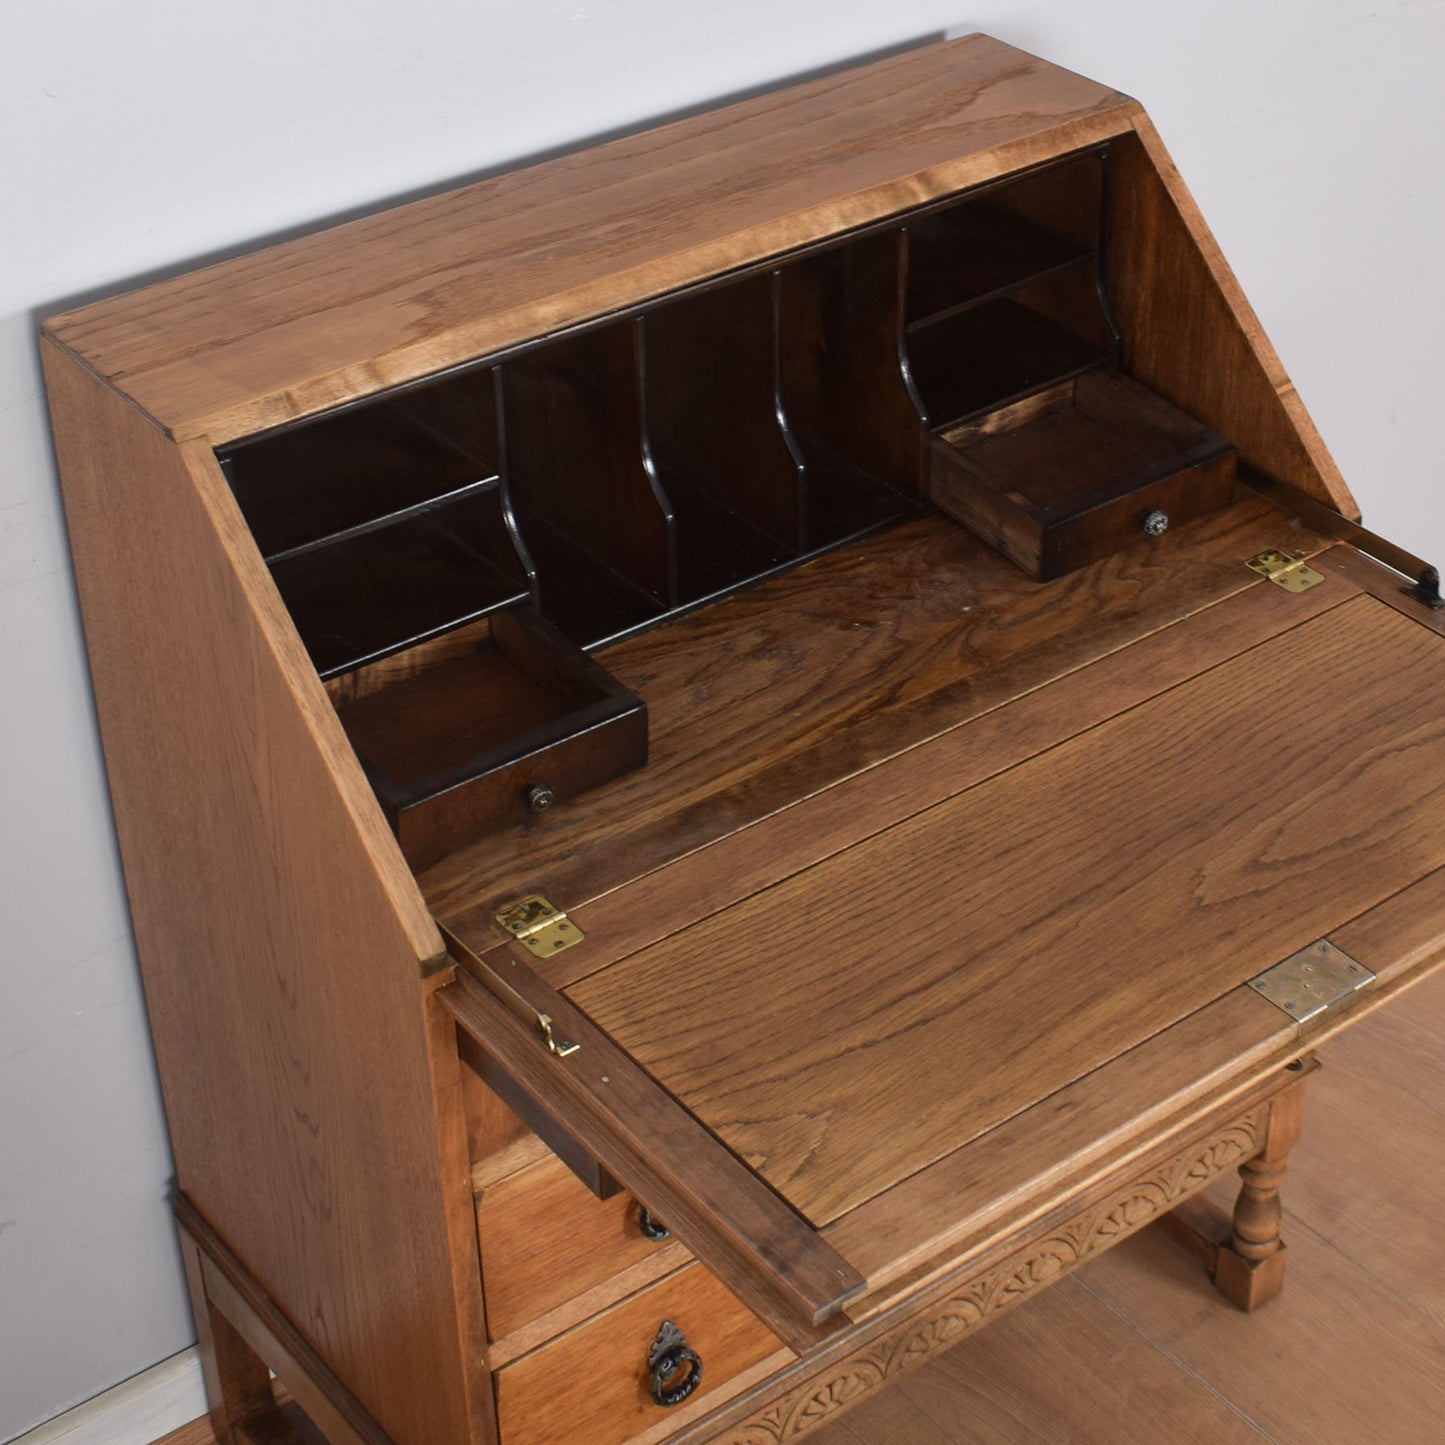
[2,1,1440,1437]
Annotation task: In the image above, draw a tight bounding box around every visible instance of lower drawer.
[495,1262,792,1445]
[479,1150,686,1343]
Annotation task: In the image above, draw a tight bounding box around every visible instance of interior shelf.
[512,509,668,649]
[641,272,805,600]
[777,232,928,546]
[270,486,530,678]
[798,439,919,546]
[221,385,501,560]
[905,204,1092,325]
[501,321,678,621]
[906,297,1113,430]
[211,134,1219,863]
[664,469,796,604]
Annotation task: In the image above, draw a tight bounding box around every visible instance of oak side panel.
[45,36,1137,441]
[42,340,489,1445]
[1109,118,1356,515]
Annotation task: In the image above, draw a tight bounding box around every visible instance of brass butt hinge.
[438,917,581,1058]
[494,895,586,960]
[1245,549,1325,594]
[1247,940,1375,1023]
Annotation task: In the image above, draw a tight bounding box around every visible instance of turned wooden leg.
[1155,1063,1314,1310]
[179,1229,275,1443]
[1211,1074,1306,1311]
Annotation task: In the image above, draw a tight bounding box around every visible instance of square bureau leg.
[174,1196,390,1445]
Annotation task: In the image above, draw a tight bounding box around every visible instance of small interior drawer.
[494,1261,791,1445]
[336,605,647,869]
[478,1149,688,1345]
[928,370,1236,580]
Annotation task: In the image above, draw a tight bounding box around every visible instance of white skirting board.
[8,1350,206,1445]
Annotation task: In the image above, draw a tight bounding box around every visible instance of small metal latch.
[1245,549,1325,594]
[495,895,586,960]
[1248,940,1375,1023]
[439,919,581,1059]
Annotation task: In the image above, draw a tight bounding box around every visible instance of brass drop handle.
[647,1320,702,1408]
[637,1206,671,1242]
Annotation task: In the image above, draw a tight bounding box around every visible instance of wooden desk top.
[433,497,1445,1317]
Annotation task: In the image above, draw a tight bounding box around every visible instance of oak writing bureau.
[41,34,1445,1445]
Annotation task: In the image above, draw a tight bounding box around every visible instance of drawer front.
[495,1262,791,1445]
[479,1151,686,1341]
[927,370,1237,581]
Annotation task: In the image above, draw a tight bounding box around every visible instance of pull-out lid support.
[435,938,865,1353]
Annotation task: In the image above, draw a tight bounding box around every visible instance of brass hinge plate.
[1248,940,1375,1023]
[1246,549,1325,593]
[495,895,586,960]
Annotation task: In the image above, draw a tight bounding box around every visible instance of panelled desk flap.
[441,575,1445,1338]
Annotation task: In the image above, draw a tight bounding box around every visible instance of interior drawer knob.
[1141,508,1170,537]
[637,1206,671,1242]
[525,782,556,813]
[647,1320,702,1407]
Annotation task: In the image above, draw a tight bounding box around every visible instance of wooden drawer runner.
[479,1150,687,1342]
[494,1262,792,1445]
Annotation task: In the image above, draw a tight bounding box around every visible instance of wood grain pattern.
[426,498,1339,943]
[673,1105,1269,1444]
[494,1263,791,1445]
[177,1200,392,1445]
[54,38,1436,1445]
[45,37,1137,442]
[155,969,1445,1445]
[811,1275,1269,1445]
[571,595,1445,1224]
[1079,1187,1445,1443]
[1108,118,1355,515]
[822,997,1301,1304]
[477,1150,687,1343]
[41,340,487,1445]
[502,550,1358,992]
[440,966,864,1351]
